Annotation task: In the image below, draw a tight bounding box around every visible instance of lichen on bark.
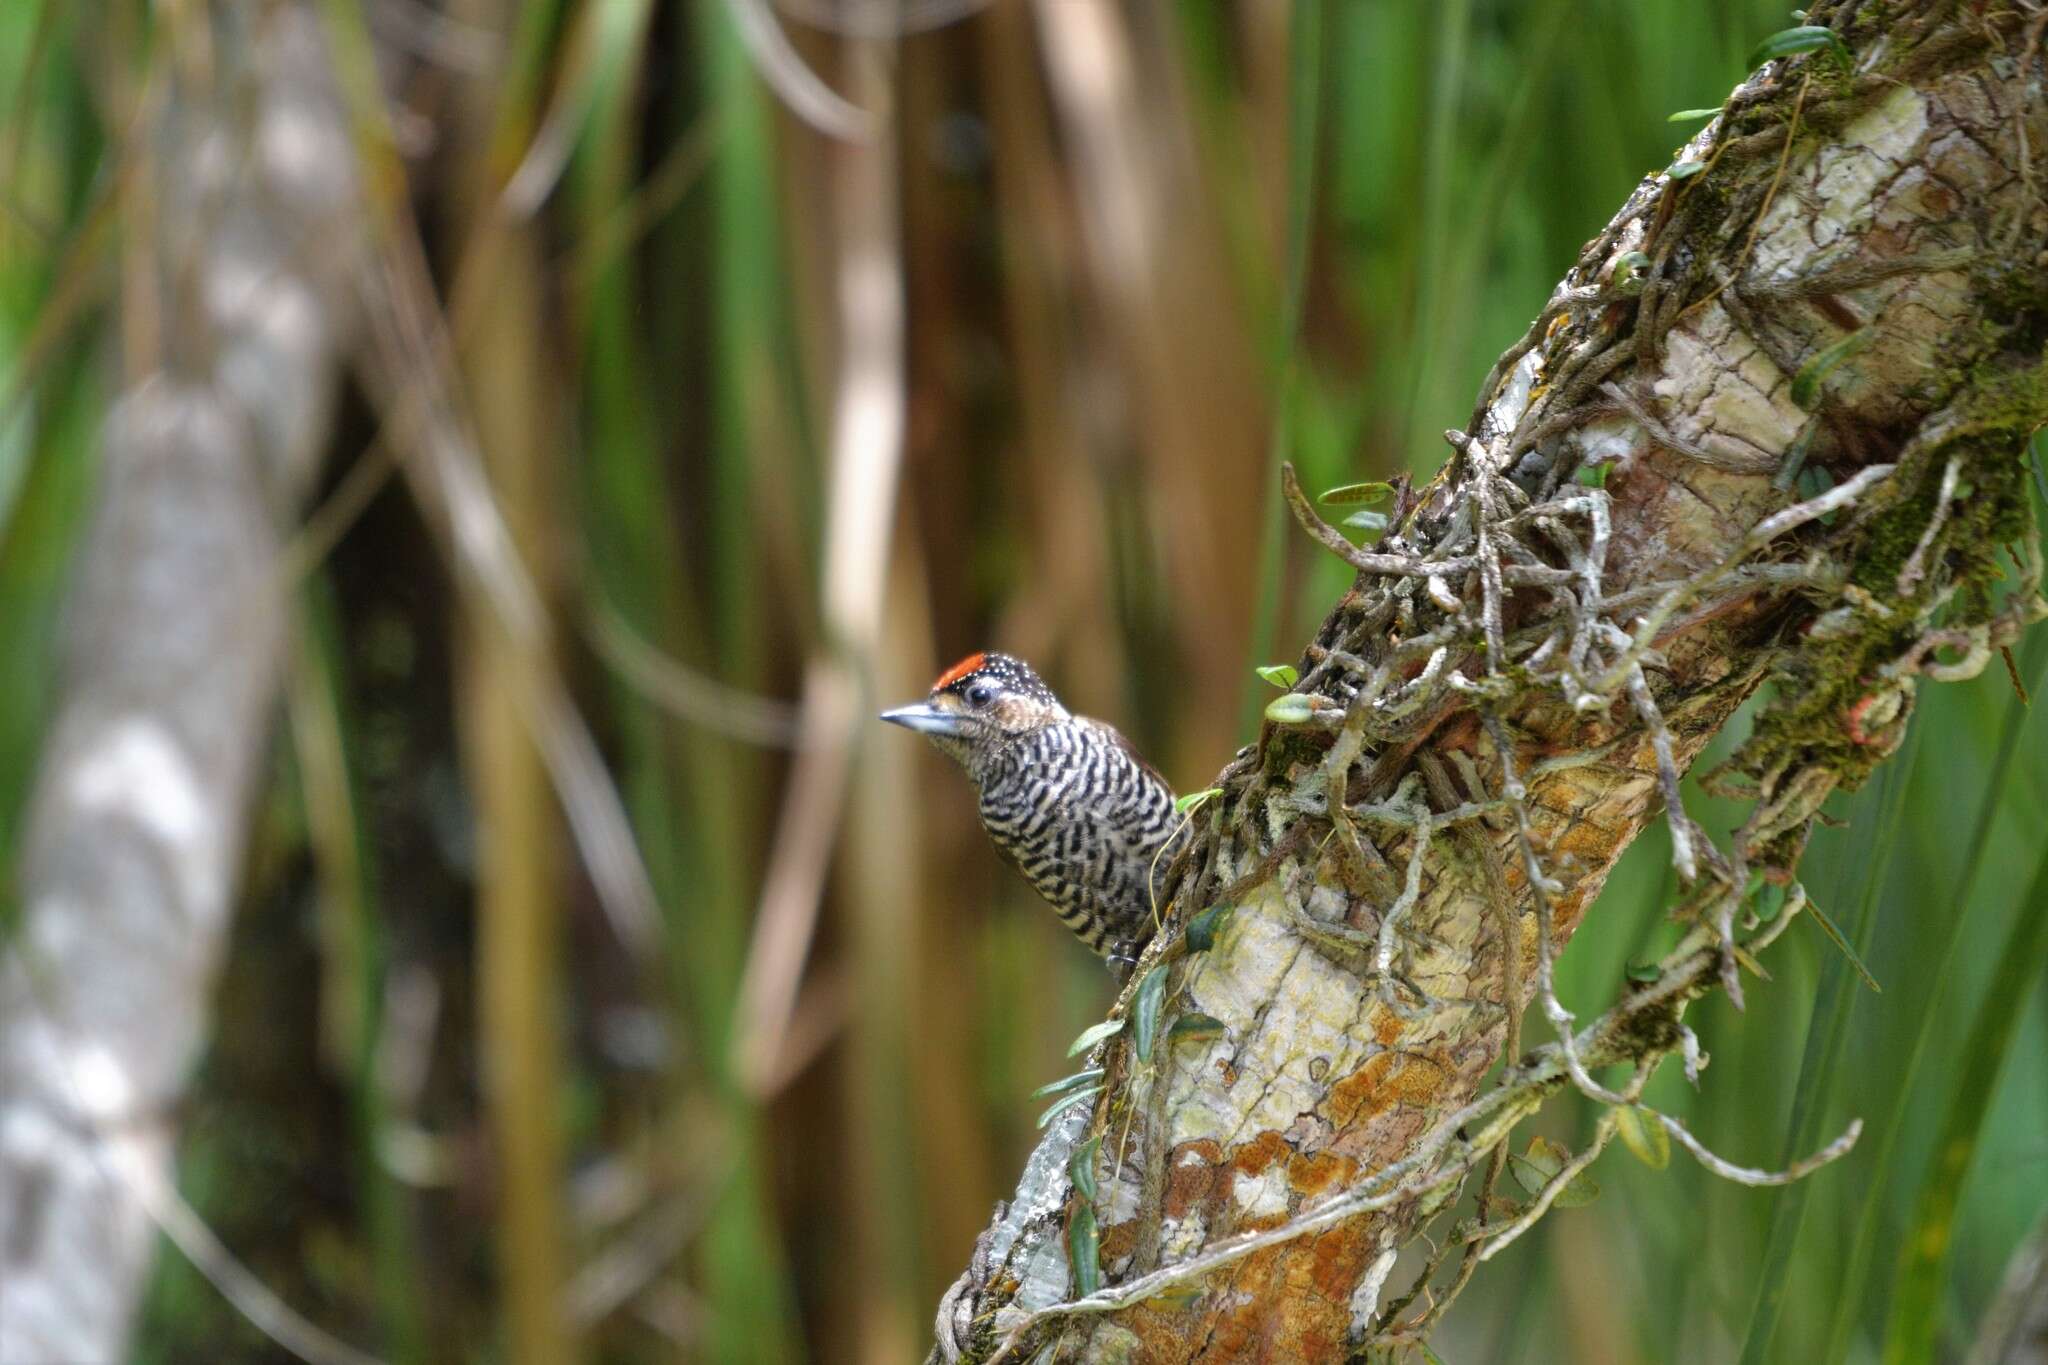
[932,4,2048,1361]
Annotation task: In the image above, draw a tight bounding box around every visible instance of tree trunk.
[934,3,2048,1360]
[0,7,359,1360]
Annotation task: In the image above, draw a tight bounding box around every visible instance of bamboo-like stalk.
[455,234,578,1365]
[446,4,577,1358]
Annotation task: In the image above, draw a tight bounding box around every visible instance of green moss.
[1731,355,2047,800]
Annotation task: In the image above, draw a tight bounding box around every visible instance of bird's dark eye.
[966,683,995,708]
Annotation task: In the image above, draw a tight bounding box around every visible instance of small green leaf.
[1557,1170,1602,1209]
[1509,1135,1601,1207]
[1510,1145,1557,1196]
[1318,480,1394,506]
[1068,1202,1101,1297]
[1038,1085,1102,1129]
[1749,24,1852,71]
[1791,328,1874,409]
[1069,1134,1101,1202]
[1342,509,1389,534]
[1615,1106,1672,1170]
[1066,1018,1125,1058]
[1805,896,1884,993]
[1145,1282,1206,1310]
[1255,663,1300,689]
[1168,1013,1227,1044]
[1030,1068,1106,1102]
[1666,159,1708,180]
[1174,786,1222,816]
[1773,416,1822,490]
[1184,904,1235,953]
[1576,462,1612,489]
[1264,693,1315,726]
[1795,461,1837,503]
[1625,959,1661,984]
[1133,964,1170,1062]
[1668,107,1723,123]
[1752,880,1788,922]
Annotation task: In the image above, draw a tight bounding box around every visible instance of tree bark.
[934,4,2048,1360]
[0,7,359,1360]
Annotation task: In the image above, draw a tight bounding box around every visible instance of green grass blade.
[1738,715,1924,1365]
[1880,820,2048,1362]
[1822,628,2048,1362]
[1800,894,1883,994]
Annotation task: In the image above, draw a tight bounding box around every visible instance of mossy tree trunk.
[934,4,2048,1360]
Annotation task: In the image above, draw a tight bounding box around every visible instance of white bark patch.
[1490,348,1544,444]
[1102,1149,1145,1225]
[1349,1244,1400,1338]
[1569,416,1645,474]
[977,1108,1093,1320]
[1172,891,1380,1145]
[1752,86,1928,282]
[1657,305,1806,459]
[1228,1159,1292,1222]
[1159,1211,1207,1263]
[63,717,221,916]
[1010,1233,1078,1315]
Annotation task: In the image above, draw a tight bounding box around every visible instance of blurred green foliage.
[2,1,2043,1362]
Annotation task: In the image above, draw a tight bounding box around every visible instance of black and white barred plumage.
[881,652,1187,962]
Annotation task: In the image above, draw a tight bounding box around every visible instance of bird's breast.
[972,723,1185,952]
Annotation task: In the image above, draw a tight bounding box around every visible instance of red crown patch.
[932,652,987,691]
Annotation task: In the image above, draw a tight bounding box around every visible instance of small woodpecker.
[880,652,1188,965]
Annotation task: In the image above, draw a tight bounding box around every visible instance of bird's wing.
[1078,716,1174,795]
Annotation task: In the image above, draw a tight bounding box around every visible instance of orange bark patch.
[1322,1052,1397,1128]
[1165,1139,1226,1221]
[1183,1245,1287,1362]
[1176,1227,1378,1363]
[1226,1129,1292,1181]
[1323,1049,1448,1129]
[1308,1226,1366,1305]
[1382,1053,1447,1108]
[1098,1218,1138,1264]
[1285,1147,1358,1200]
[1554,817,1614,865]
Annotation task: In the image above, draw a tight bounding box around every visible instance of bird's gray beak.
[879,701,966,737]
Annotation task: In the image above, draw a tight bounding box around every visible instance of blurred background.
[2,0,2045,1362]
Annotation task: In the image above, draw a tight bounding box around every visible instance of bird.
[880,652,1189,967]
